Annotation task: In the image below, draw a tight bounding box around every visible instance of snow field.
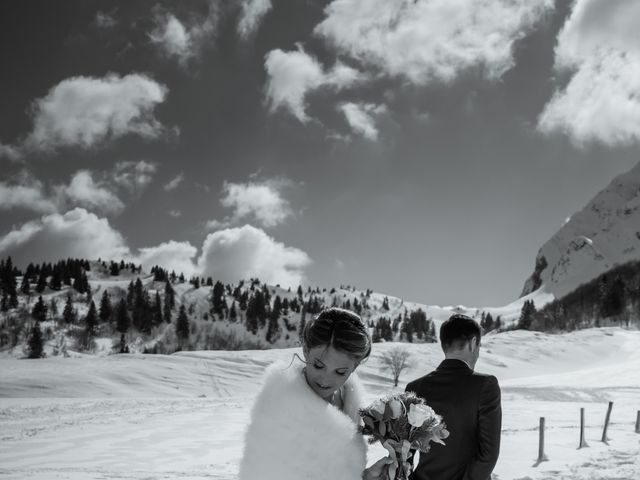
[1,327,639,480]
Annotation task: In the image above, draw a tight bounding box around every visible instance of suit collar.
[437,358,473,372]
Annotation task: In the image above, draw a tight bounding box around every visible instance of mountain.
[521,161,640,299]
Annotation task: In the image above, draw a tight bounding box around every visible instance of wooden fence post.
[601,401,613,444]
[578,408,589,449]
[635,411,640,434]
[535,417,548,464]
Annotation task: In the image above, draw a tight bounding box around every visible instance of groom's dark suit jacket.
[405,359,501,480]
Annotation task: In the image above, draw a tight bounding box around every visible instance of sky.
[1,0,640,308]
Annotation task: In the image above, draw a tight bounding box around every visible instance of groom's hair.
[440,314,481,351]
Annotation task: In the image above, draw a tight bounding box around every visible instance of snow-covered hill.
[2,259,536,359]
[1,327,639,480]
[522,161,640,299]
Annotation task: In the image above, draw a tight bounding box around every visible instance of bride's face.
[303,345,359,401]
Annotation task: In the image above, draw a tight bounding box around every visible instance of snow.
[521,161,640,299]
[1,327,639,480]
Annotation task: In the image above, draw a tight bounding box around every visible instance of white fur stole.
[238,360,367,480]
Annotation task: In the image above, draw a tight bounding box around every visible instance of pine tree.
[153,291,163,327]
[139,291,153,334]
[211,281,225,320]
[481,311,494,332]
[31,296,48,322]
[27,322,44,358]
[49,297,58,320]
[63,296,77,324]
[35,271,47,293]
[518,301,535,330]
[163,280,175,323]
[20,275,31,295]
[99,290,112,323]
[229,301,238,322]
[82,300,98,351]
[176,305,190,348]
[298,306,307,342]
[50,269,62,290]
[116,299,130,334]
[126,281,135,308]
[110,261,120,276]
[382,296,390,311]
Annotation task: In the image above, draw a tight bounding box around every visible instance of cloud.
[95,11,117,29]
[0,143,22,161]
[0,163,156,216]
[0,208,131,267]
[196,225,311,287]
[205,219,230,230]
[315,0,553,85]
[0,214,312,287]
[149,3,219,66]
[61,170,125,215]
[168,209,182,217]
[237,0,272,39]
[537,0,640,147]
[221,179,293,227]
[112,160,157,194]
[13,74,168,155]
[0,173,57,213]
[339,102,386,140]
[137,240,197,277]
[164,173,185,191]
[264,46,364,122]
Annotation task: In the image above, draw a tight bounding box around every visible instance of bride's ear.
[302,345,309,360]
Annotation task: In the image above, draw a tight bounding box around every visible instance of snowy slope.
[522,161,640,299]
[1,327,639,480]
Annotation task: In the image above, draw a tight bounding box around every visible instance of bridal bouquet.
[359,392,449,480]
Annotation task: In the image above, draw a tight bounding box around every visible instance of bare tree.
[381,347,411,386]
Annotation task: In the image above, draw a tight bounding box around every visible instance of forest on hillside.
[0,256,437,358]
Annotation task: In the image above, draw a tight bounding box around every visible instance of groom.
[405,314,502,480]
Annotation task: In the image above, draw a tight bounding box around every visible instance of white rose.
[371,399,386,415]
[407,403,435,428]
[389,399,403,419]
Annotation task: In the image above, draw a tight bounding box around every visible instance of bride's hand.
[363,456,394,480]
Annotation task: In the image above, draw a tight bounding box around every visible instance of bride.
[239,307,391,480]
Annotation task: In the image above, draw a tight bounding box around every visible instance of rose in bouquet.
[359,392,448,480]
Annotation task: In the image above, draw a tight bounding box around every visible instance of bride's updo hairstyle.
[302,307,372,363]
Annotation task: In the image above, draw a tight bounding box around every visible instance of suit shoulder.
[405,372,435,392]
[472,371,500,383]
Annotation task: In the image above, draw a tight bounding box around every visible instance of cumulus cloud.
[221,179,293,227]
[264,46,364,122]
[339,102,386,140]
[196,225,311,287]
[237,0,272,39]
[0,213,312,285]
[537,0,640,147]
[137,240,197,277]
[0,173,57,213]
[149,3,219,66]
[15,74,168,154]
[112,160,157,194]
[315,0,553,85]
[0,208,131,267]
[164,172,185,191]
[205,219,230,230]
[95,11,117,29]
[0,143,22,161]
[61,170,125,215]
